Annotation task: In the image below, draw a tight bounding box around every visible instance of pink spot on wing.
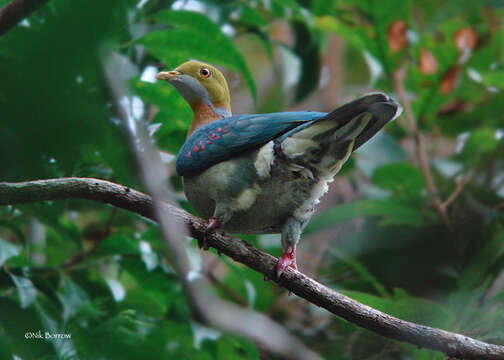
[207,140,212,145]
[217,128,222,132]
[199,141,205,150]
[192,146,200,152]
[186,151,191,158]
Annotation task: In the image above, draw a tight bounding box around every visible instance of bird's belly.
[183,160,321,234]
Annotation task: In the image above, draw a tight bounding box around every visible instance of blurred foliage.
[0,0,503,359]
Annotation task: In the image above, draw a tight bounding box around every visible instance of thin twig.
[440,176,471,213]
[1,177,503,359]
[0,0,49,36]
[393,67,451,227]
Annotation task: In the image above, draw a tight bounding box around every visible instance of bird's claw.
[276,246,297,280]
[198,217,221,251]
[206,217,220,231]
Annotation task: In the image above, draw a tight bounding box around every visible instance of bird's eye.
[200,67,211,78]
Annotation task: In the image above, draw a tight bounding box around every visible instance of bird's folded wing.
[176,111,326,176]
[175,93,401,177]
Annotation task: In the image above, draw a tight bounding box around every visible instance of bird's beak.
[156,70,183,82]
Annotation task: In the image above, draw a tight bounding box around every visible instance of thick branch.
[1,177,503,359]
[0,0,48,36]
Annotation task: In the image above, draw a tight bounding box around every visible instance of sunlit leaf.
[481,71,504,89]
[459,127,500,161]
[9,274,37,308]
[56,274,90,322]
[0,238,21,266]
[315,16,367,50]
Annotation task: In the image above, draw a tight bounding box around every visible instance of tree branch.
[1,177,503,359]
[0,0,48,37]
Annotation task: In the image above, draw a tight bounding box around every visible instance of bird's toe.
[276,246,297,280]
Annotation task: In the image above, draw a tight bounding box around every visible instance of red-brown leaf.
[454,28,477,51]
[440,67,460,94]
[419,48,438,75]
[387,20,408,53]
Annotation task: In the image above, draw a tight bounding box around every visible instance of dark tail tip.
[353,99,402,150]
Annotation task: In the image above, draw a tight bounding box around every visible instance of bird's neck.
[187,101,232,137]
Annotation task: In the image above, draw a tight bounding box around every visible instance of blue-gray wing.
[175,111,326,176]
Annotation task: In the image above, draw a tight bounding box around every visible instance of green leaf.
[121,258,188,318]
[56,274,90,322]
[215,334,260,360]
[481,71,504,89]
[0,238,21,266]
[218,259,276,311]
[315,16,367,50]
[343,288,454,329]
[355,0,412,76]
[130,77,192,153]
[96,233,140,256]
[305,198,426,233]
[237,5,268,28]
[459,228,504,289]
[311,0,335,16]
[34,295,79,359]
[331,249,389,297]
[0,0,135,183]
[372,163,426,196]
[459,127,500,160]
[130,77,191,117]
[9,274,37,308]
[140,10,256,101]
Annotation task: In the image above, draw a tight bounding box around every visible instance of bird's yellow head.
[156,61,231,120]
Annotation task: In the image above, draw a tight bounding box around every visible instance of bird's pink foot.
[206,217,220,231]
[276,246,297,280]
[198,217,220,250]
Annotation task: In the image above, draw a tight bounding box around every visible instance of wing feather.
[176,112,326,176]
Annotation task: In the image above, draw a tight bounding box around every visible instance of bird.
[156,60,401,279]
